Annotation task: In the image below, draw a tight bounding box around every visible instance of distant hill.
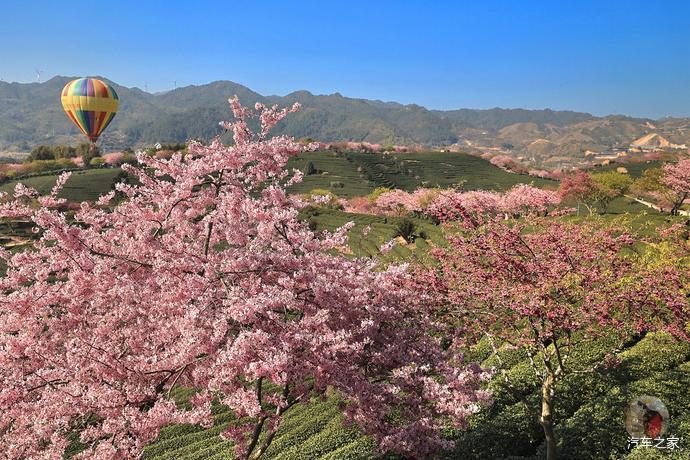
[2,76,690,166]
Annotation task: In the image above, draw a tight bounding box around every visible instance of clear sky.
[2,0,689,118]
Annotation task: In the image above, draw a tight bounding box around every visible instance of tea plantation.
[286,150,556,197]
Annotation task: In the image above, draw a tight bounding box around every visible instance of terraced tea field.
[136,331,690,460]
[0,168,122,202]
[287,150,556,197]
[139,393,375,460]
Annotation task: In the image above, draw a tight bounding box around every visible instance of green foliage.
[89,157,105,167]
[79,143,101,167]
[159,142,187,151]
[301,207,443,262]
[27,143,98,162]
[579,171,634,214]
[303,160,317,175]
[598,161,662,179]
[592,171,633,196]
[393,218,419,243]
[29,145,61,161]
[632,168,666,194]
[121,152,138,165]
[368,186,392,204]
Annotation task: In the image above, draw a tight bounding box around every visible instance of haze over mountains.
[2,76,690,166]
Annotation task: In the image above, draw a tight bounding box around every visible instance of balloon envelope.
[61,78,119,143]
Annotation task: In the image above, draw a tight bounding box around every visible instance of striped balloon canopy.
[61,77,119,143]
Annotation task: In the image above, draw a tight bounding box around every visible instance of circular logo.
[625,396,670,439]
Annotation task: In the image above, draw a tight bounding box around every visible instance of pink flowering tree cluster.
[374,188,437,215]
[362,185,559,221]
[342,195,376,214]
[424,186,561,222]
[0,99,490,459]
[328,141,386,153]
[528,168,554,179]
[559,170,635,215]
[489,154,518,171]
[374,189,421,215]
[425,190,503,222]
[426,212,689,460]
[661,158,690,215]
[502,184,562,217]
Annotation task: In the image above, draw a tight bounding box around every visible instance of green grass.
[0,168,122,202]
[287,150,556,197]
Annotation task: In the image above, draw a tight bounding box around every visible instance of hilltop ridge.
[1,77,689,167]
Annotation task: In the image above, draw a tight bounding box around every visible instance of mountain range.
[2,76,689,166]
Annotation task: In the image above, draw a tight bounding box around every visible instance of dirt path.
[625,195,690,216]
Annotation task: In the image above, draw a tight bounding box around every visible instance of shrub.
[394,218,419,243]
[303,161,317,176]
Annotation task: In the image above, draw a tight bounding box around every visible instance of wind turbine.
[35,69,44,83]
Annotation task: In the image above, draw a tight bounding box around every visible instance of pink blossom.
[0,97,487,459]
[489,154,515,169]
[376,189,420,214]
[502,184,561,215]
[661,158,690,215]
[103,152,125,165]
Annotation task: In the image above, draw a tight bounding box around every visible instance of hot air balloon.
[61,77,119,144]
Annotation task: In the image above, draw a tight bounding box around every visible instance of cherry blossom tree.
[374,188,438,216]
[342,195,376,214]
[661,158,690,215]
[489,154,515,170]
[425,190,503,223]
[558,171,604,215]
[501,184,561,217]
[427,213,689,460]
[559,170,632,215]
[528,168,553,179]
[0,98,489,459]
[375,189,420,214]
[423,187,559,222]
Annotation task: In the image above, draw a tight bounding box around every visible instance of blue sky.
[2,0,689,118]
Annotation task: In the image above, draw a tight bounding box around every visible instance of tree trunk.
[539,373,557,460]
